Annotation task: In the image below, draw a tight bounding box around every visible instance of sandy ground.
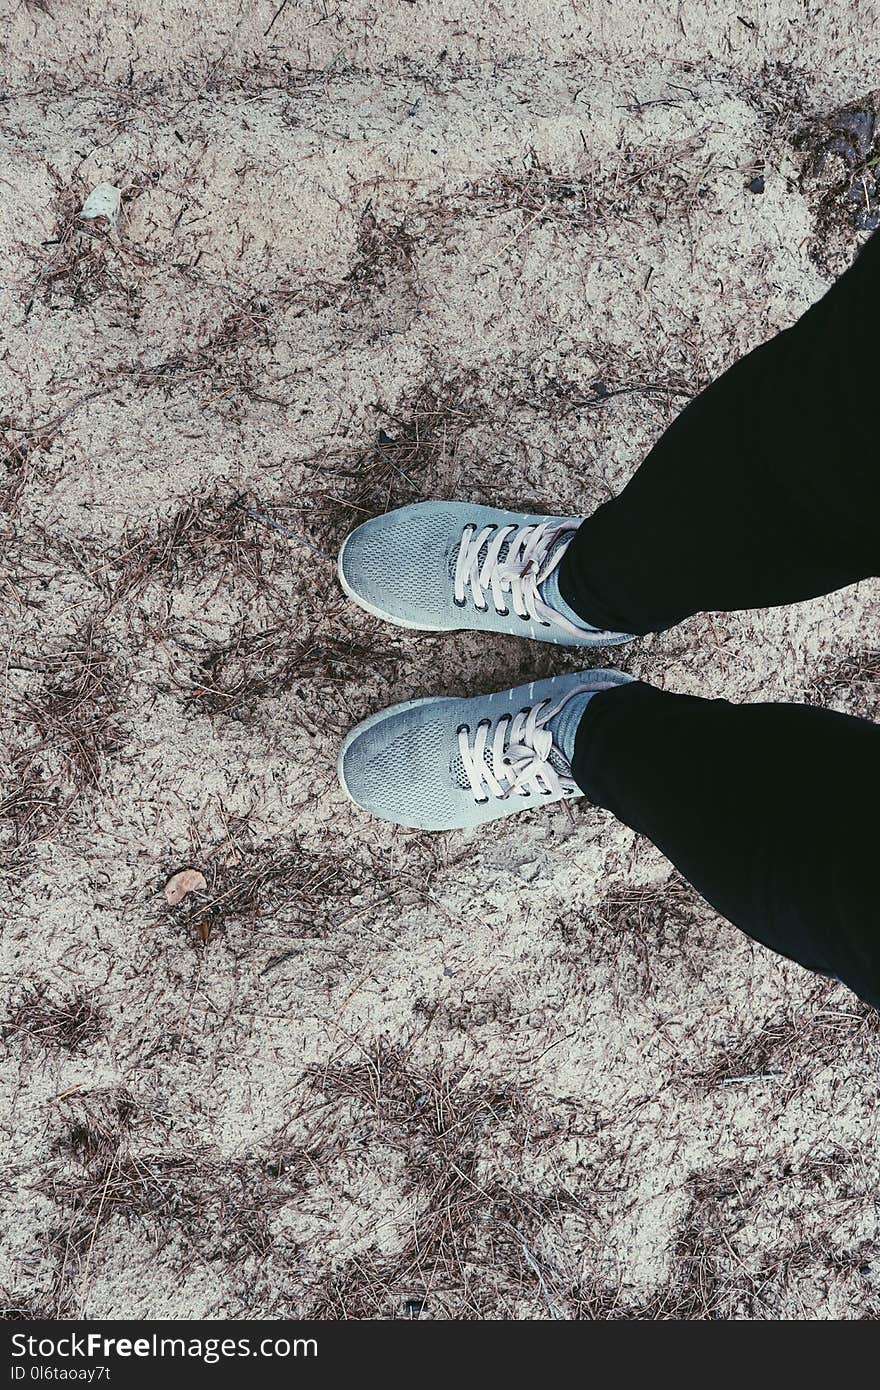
[1,2,879,1320]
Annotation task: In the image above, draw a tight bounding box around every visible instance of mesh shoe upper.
[338,670,635,831]
[338,501,632,646]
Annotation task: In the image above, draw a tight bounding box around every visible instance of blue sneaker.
[338,669,633,830]
[337,502,632,646]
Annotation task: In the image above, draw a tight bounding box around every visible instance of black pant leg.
[574,682,880,1007]
[559,233,880,634]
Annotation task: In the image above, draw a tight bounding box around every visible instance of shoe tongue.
[546,694,591,767]
[536,529,572,598]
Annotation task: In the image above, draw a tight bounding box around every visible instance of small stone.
[79,182,122,227]
[748,175,765,195]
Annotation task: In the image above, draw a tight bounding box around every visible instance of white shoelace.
[452,519,592,638]
[458,686,591,804]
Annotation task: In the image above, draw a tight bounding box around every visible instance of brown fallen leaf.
[164,867,207,906]
[193,915,212,945]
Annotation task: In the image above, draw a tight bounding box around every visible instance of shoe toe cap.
[339,705,459,829]
[339,506,458,624]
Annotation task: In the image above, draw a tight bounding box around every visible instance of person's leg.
[574,681,880,1007]
[339,236,880,1004]
[559,233,880,634]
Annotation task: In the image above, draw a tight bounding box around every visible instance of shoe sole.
[337,670,635,818]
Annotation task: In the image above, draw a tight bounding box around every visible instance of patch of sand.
[1,2,879,1319]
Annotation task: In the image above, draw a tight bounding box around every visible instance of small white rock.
[79,182,121,227]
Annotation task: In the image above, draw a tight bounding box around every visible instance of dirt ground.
[1,2,879,1320]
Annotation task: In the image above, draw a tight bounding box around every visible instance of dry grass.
[103,298,281,411]
[344,207,420,293]
[804,645,880,719]
[567,1279,632,1319]
[686,977,880,1093]
[40,1090,333,1313]
[4,984,105,1053]
[659,1166,751,1318]
[689,1013,807,1091]
[463,140,715,229]
[513,360,699,423]
[0,424,42,515]
[308,1040,826,1321]
[752,1232,877,1316]
[0,1294,57,1320]
[303,376,483,549]
[413,987,518,1035]
[589,875,700,937]
[548,1145,878,1319]
[12,623,123,789]
[1,622,125,874]
[48,1150,304,1263]
[22,168,136,317]
[745,60,813,142]
[556,874,711,1005]
[161,830,463,949]
[309,1044,585,1318]
[169,607,397,719]
[657,1148,880,1319]
[161,835,367,946]
[0,400,75,515]
[108,488,283,604]
[5,303,278,528]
